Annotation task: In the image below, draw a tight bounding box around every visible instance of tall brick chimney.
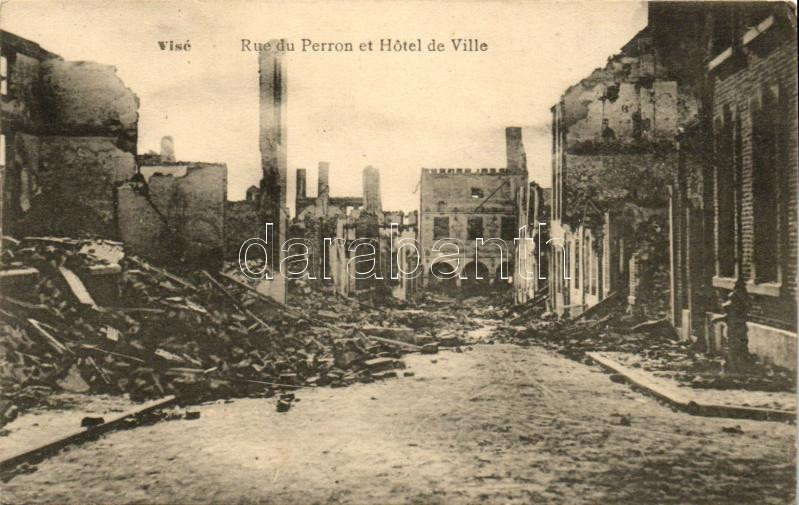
[258,41,287,219]
[317,161,330,197]
[296,168,307,200]
[362,165,382,214]
[256,40,287,303]
[505,127,526,172]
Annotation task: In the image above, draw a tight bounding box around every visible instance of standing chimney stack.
[317,161,330,197]
[362,165,382,214]
[296,168,307,200]
[505,127,526,172]
[256,40,288,303]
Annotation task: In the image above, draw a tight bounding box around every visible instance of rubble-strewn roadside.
[494,299,796,395]
[0,237,477,427]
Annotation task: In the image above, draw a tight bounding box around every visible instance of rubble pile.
[0,237,422,425]
[287,282,484,345]
[494,300,795,393]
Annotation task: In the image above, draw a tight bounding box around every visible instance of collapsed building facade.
[419,127,528,293]
[295,162,367,219]
[548,10,701,318]
[0,31,228,271]
[120,146,227,269]
[0,31,138,241]
[288,162,419,300]
[512,181,550,305]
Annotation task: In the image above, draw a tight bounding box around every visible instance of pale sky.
[2,0,647,212]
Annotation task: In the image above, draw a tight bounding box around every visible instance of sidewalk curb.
[0,395,177,472]
[587,353,795,423]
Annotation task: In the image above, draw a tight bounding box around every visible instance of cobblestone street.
[2,341,795,505]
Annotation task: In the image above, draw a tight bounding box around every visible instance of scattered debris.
[492,301,795,395]
[630,318,677,339]
[421,343,439,355]
[276,394,293,413]
[80,416,104,428]
[721,425,744,435]
[1,237,485,424]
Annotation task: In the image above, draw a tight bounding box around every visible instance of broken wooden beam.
[128,256,198,292]
[0,395,177,472]
[200,271,271,330]
[0,295,54,316]
[58,267,98,309]
[80,344,146,364]
[27,318,72,355]
[355,331,421,351]
[217,272,305,321]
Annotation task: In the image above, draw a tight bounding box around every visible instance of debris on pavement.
[492,297,796,396]
[0,237,478,425]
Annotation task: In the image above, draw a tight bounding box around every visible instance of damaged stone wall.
[315,210,418,300]
[20,135,135,238]
[548,14,707,319]
[118,163,227,268]
[1,31,139,239]
[559,28,699,148]
[287,214,340,281]
[225,200,260,259]
[38,60,138,152]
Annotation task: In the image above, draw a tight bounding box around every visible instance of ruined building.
[1,31,229,270]
[258,44,287,251]
[548,8,702,318]
[225,185,261,259]
[1,30,138,239]
[240,42,290,302]
[288,163,414,300]
[549,2,797,371]
[513,181,550,305]
[287,161,419,300]
[119,137,227,269]
[323,209,418,300]
[419,127,528,292]
[294,162,365,219]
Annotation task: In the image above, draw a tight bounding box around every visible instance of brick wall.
[710,25,798,331]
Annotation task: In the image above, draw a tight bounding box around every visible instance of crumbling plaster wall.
[559,28,699,146]
[39,60,139,152]
[225,200,260,259]
[563,78,694,144]
[2,48,140,239]
[118,164,227,268]
[18,135,136,238]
